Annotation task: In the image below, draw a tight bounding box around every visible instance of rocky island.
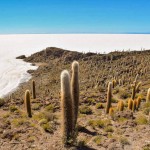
[0,47,150,150]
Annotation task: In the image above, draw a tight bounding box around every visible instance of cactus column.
[131,81,136,100]
[128,99,133,110]
[61,70,73,145]
[32,80,36,99]
[106,82,112,114]
[118,100,124,111]
[71,61,79,130]
[146,88,150,103]
[25,90,32,118]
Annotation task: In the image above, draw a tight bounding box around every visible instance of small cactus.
[132,100,136,112]
[25,90,32,118]
[106,82,112,114]
[146,88,150,103]
[117,102,120,110]
[71,61,79,130]
[128,99,133,110]
[61,70,73,145]
[118,100,124,111]
[119,79,122,86]
[136,97,141,110]
[109,107,114,116]
[131,74,141,100]
[112,79,116,88]
[32,80,36,99]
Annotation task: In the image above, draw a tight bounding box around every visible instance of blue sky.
[0,0,150,34]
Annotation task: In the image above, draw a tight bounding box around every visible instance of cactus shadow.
[76,146,96,150]
[78,126,97,136]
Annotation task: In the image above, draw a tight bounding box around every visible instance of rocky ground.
[0,47,150,150]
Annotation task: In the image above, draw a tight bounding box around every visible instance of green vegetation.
[32,103,41,110]
[120,91,130,99]
[104,126,114,132]
[93,136,102,145]
[45,104,55,112]
[9,105,18,112]
[12,118,29,127]
[119,137,130,145]
[80,106,92,114]
[135,114,148,125]
[88,119,111,129]
[96,103,104,109]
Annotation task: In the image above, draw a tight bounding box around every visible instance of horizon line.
[1,32,150,35]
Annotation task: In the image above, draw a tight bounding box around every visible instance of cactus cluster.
[60,61,79,145]
[24,81,37,117]
[17,49,150,148]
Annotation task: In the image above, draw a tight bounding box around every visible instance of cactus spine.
[61,70,73,144]
[25,90,32,118]
[32,80,36,99]
[71,61,79,130]
[106,82,112,114]
[146,88,150,103]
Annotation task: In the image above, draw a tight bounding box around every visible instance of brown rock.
[16,55,26,59]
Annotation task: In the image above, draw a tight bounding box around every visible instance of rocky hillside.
[0,47,150,150]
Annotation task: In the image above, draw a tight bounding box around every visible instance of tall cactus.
[61,70,73,145]
[32,80,36,99]
[106,82,112,114]
[25,90,32,118]
[131,81,136,100]
[146,88,150,103]
[71,61,79,130]
[131,74,141,100]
